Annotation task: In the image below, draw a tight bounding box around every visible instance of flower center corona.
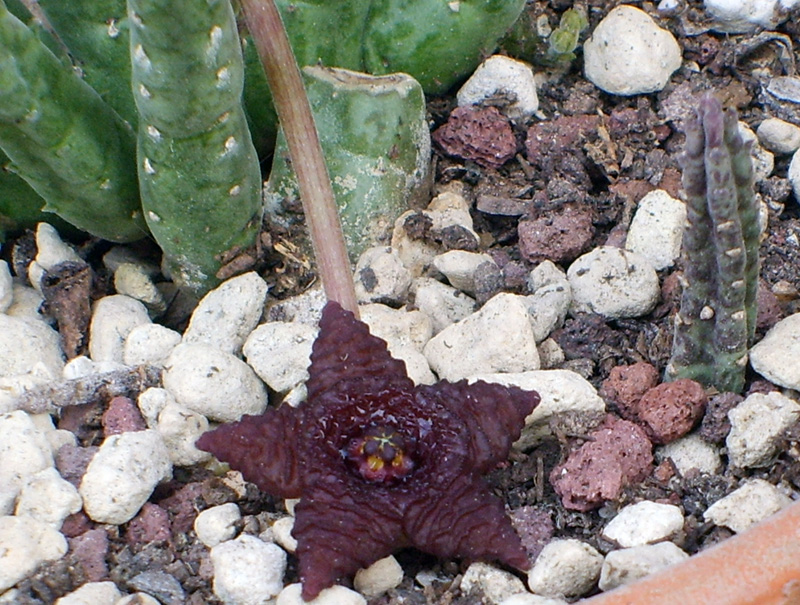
[345,425,415,483]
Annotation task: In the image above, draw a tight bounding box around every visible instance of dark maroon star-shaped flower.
[197,301,540,600]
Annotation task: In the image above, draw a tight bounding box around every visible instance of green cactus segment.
[0,150,46,241]
[666,94,759,394]
[0,1,145,243]
[37,0,137,128]
[266,66,430,261]
[129,0,262,295]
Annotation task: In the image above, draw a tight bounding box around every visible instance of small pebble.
[518,204,594,265]
[427,190,480,249]
[194,503,241,548]
[4,283,45,323]
[102,396,147,436]
[598,542,688,591]
[625,190,686,271]
[244,321,318,392]
[524,262,571,342]
[410,277,476,334]
[600,362,660,417]
[0,411,54,501]
[113,263,166,314]
[499,595,569,605]
[567,247,660,319]
[116,594,160,605]
[632,379,708,445]
[354,555,404,598]
[277,583,366,605]
[354,246,412,305]
[0,515,67,592]
[424,293,539,381]
[182,271,269,356]
[79,429,172,524]
[789,149,800,204]
[738,122,774,183]
[656,433,722,475]
[601,501,684,548]
[156,402,211,465]
[704,478,793,533]
[0,315,65,379]
[756,117,800,154]
[726,391,800,468]
[210,535,287,604]
[390,210,440,277]
[88,295,151,364]
[704,0,795,32]
[27,223,82,292]
[433,250,499,296]
[127,570,185,604]
[14,466,82,528]
[54,581,121,605]
[433,106,517,168]
[527,539,603,598]
[750,312,800,389]
[123,323,182,367]
[0,261,12,313]
[163,343,268,422]
[359,303,433,352]
[457,55,539,121]
[583,6,681,95]
[137,387,175,428]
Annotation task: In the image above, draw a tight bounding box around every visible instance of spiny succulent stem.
[240,0,358,316]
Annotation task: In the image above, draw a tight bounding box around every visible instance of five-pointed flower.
[197,301,540,600]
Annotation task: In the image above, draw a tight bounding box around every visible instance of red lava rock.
[55,444,100,488]
[634,379,708,444]
[127,503,172,547]
[68,528,110,582]
[157,482,207,536]
[756,280,784,332]
[550,414,653,512]
[518,203,594,264]
[60,511,94,538]
[510,506,554,562]
[432,106,517,168]
[102,396,147,436]
[600,362,660,420]
[524,114,601,187]
[699,392,744,444]
[653,458,677,483]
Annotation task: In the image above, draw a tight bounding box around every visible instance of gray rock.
[791,149,800,205]
[524,261,571,342]
[27,223,82,293]
[277,583,366,605]
[0,261,12,313]
[756,117,800,155]
[194,503,241,548]
[0,411,54,503]
[113,263,166,314]
[14,467,82,528]
[156,402,211,466]
[128,571,185,604]
[704,0,796,33]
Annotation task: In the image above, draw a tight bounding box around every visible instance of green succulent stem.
[241,0,358,316]
[666,94,759,393]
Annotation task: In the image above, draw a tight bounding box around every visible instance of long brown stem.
[240,0,358,316]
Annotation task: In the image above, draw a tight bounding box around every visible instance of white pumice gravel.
[524,261,571,342]
[756,117,800,155]
[243,321,318,392]
[53,581,121,605]
[5,282,46,323]
[137,387,175,428]
[410,277,476,334]
[0,411,54,503]
[790,148,800,203]
[271,516,297,553]
[162,343,268,422]
[122,323,182,367]
[625,190,686,271]
[457,55,539,121]
[354,246,412,305]
[472,370,605,449]
[156,402,211,466]
[601,501,684,548]
[460,562,527,604]
[14,467,82,528]
[0,261,12,313]
[432,250,498,296]
[0,315,64,379]
[656,433,722,475]
[738,121,774,183]
[27,223,82,293]
[391,209,441,277]
[499,595,569,605]
[210,534,287,604]
[583,5,681,95]
[181,271,269,356]
[0,515,67,592]
[427,190,480,248]
[116,594,160,605]
[359,303,433,352]
[749,312,800,389]
[277,583,366,605]
[567,247,660,319]
[88,295,152,364]
[703,0,797,32]
[527,538,603,598]
[353,555,404,598]
[79,429,172,525]
[113,263,166,314]
[598,542,689,591]
[703,479,793,533]
[194,503,242,548]
[424,292,539,381]
[726,391,800,468]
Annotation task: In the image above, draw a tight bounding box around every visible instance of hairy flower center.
[345,425,415,483]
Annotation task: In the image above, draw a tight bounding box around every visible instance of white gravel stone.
[5,283,46,323]
[0,315,64,379]
[499,595,569,605]
[726,391,800,468]
[113,263,166,314]
[79,429,172,524]
[472,370,605,449]
[194,503,241,548]
[602,501,684,548]
[704,479,793,533]
[137,387,175,428]
[528,539,603,598]
[102,246,160,277]
[272,516,297,553]
[0,411,54,502]
[0,515,67,592]
[210,534,287,604]
[55,581,121,605]
[568,247,660,319]
[15,467,82,528]
[61,356,124,380]
[88,295,151,363]
[163,343,268,422]
[0,261,12,313]
[354,246,412,305]
[704,0,795,32]
[45,428,78,456]
[524,262,571,342]
[739,121,774,183]
[123,323,182,367]
[116,593,160,605]
[424,293,539,381]
[750,312,800,389]
[354,555,404,598]
[391,210,440,277]
[265,286,326,325]
[433,250,499,296]
[277,583,366,605]
[427,190,480,247]
[657,433,722,475]
[757,117,800,154]
[360,304,433,352]
[182,272,268,356]
[410,277,476,334]
[0,364,57,414]
[457,55,539,121]
[244,321,317,393]
[625,190,686,271]
[583,6,681,96]
[27,223,82,292]
[156,402,211,466]
[460,562,526,604]
[598,542,688,591]
[790,149,800,204]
